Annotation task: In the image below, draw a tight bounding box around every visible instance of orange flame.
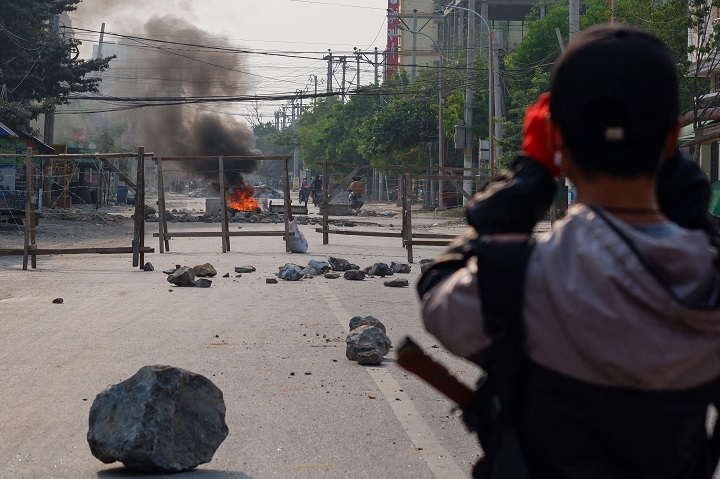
[227,184,261,212]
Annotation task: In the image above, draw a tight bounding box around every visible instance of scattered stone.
[234,266,256,274]
[279,264,304,281]
[144,205,157,216]
[308,260,329,274]
[143,262,154,272]
[301,266,318,278]
[266,278,278,284]
[420,259,434,274]
[324,272,341,279]
[391,261,411,274]
[87,365,228,473]
[364,262,393,277]
[343,270,365,281]
[384,278,409,287]
[192,263,217,278]
[349,316,386,333]
[346,325,392,365]
[167,266,195,287]
[163,268,176,275]
[52,298,63,304]
[222,273,230,278]
[194,278,212,288]
[328,256,354,271]
[235,274,242,278]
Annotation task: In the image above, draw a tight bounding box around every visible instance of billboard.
[386,0,400,80]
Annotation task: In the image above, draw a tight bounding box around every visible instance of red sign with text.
[386,0,400,80]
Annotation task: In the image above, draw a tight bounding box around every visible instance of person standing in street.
[418,25,720,479]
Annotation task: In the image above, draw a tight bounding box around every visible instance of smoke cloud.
[72,2,260,185]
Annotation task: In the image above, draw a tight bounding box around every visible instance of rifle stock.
[397,336,476,408]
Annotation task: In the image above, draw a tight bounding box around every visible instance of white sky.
[68,0,392,122]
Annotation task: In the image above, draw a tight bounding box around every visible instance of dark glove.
[418,156,556,297]
[657,150,712,231]
[521,94,561,177]
[466,156,556,236]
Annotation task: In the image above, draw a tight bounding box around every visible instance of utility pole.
[324,50,333,93]
[462,0,475,207]
[42,14,61,208]
[493,31,504,164]
[374,48,379,86]
[312,75,318,105]
[570,0,580,38]
[411,9,418,82]
[341,56,347,102]
[275,111,280,131]
[355,48,361,88]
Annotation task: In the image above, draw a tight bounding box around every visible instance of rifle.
[396,336,478,410]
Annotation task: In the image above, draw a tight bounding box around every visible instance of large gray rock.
[343,270,365,281]
[87,365,228,473]
[328,257,354,271]
[364,262,393,277]
[391,261,411,274]
[192,263,217,278]
[346,325,392,365]
[167,266,195,287]
[195,278,212,288]
[308,260,329,274]
[279,264,304,281]
[420,259,434,274]
[349,315,386,333]
[384,278,409,287]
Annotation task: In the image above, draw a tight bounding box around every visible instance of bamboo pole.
[155,157,168,253]
[218,156,229,253]
[283,157,292,252]
[22,148,34,270]
[322,158,329,245]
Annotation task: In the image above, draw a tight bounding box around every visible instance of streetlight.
[440,2,494,186]
[399,25,445,208]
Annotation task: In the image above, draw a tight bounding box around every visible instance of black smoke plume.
[138,16,260,185]
[71,4,260,185]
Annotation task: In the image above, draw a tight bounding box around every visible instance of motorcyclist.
[348,176,364,211]
[298,179,309,205]
[310,175,323,206]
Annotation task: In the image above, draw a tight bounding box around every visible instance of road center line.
[316,282,466,479]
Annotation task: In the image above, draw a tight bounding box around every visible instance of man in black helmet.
[419,25,720,479]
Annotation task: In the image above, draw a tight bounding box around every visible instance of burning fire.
[227,184,261,212]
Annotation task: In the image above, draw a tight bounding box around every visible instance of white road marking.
[317,282,467,479]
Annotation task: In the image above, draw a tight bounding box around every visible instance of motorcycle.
[311,188,322,207]
[349,193,364,214]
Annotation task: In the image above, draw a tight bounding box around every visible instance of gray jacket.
[421,204,720,390]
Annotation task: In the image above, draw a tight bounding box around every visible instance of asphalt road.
[0,221,483,479]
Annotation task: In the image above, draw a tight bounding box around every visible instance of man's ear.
[663,121,681,158]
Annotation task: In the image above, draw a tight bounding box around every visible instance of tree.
[0,0,112,133]
[497,0,696,167]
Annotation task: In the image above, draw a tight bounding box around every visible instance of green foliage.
[0,0,113,133]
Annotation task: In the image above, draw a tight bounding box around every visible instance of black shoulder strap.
[470,236,535,479]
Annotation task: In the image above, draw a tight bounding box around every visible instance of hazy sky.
[68,0,391,121]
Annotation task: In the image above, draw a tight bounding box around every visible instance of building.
[682,3,720,184]
[387,0,542,81]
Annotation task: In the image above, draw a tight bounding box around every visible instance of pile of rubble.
[146,209,286,224]
[40,208,129,222]
[277,256,412,286]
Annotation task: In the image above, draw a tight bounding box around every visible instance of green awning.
[709,181,720,217]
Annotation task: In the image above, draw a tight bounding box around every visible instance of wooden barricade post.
[218,156,230,253]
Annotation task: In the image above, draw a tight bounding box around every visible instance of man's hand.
[522,94,561,177]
